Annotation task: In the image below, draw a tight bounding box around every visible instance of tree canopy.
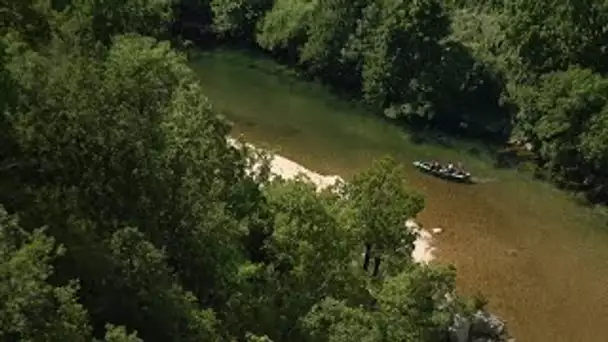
[6,0,606,340]
[0,1,498,341]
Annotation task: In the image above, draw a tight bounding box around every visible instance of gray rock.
[446,308,513,342]
[448,313,470,342]
[471,310,506,337]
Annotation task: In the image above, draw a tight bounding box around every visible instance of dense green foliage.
[2,0,606,339]
[0,1,486,341]
[253,0,503,133]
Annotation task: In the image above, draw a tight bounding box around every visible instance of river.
[190,49,608,341]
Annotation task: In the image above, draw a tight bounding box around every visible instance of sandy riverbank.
[229,138,436,263]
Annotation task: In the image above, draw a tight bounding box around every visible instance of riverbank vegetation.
[176,0,608,205]
[0,1,506,341]
[3,0,607,340]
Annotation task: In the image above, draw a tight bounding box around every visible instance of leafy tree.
[510,67,608,202]
[257,0,453,120]
[580,108,608,176]
[104,227,220,342]
[256,0,367,89]
[3,33,256,339]
[347,0,450,120]
[225,177,368,341]
[501,0,608,76]
[346,157,424,277]
[0,39,18,163]
[579,108,608,203]
[296,0,367,90]
[65,0,174,45]
[0,206,92,342]
[0,0,52,45]
[211,0,272,41]
[437,8,512,136]
[303,298,381,342]
[264,177,359,295]
[172,0,214,44]
[246,332,275,342]
[101,325,142,342]
[255,0,315,63]
[304,265,457,342]
[374,265,456,341]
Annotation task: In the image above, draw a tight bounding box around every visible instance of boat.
[412,161,472,183]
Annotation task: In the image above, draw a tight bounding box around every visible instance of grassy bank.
[190,49,608,342]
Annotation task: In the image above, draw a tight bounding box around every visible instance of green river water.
[190,50,608,342]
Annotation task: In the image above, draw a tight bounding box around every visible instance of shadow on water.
[408,127,499,162]
[409,129,453,147]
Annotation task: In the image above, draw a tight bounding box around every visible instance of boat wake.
[471,177,498,184]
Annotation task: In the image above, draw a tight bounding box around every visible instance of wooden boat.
[413,161,472,183]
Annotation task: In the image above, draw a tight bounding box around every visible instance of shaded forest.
[1,0,606,341]
[1,1,494,342]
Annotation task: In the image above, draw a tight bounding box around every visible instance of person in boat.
[456,162,464,174]
[432,161,440,171]
[446,162,455,172]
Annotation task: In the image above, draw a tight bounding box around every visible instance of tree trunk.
[372,256,381,277]
[363,243,372,272]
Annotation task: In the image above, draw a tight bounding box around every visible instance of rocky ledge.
[449,310,515,342]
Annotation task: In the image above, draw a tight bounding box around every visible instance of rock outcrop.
[448,310,514,342]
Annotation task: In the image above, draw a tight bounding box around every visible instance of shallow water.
[192,50,608,341]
